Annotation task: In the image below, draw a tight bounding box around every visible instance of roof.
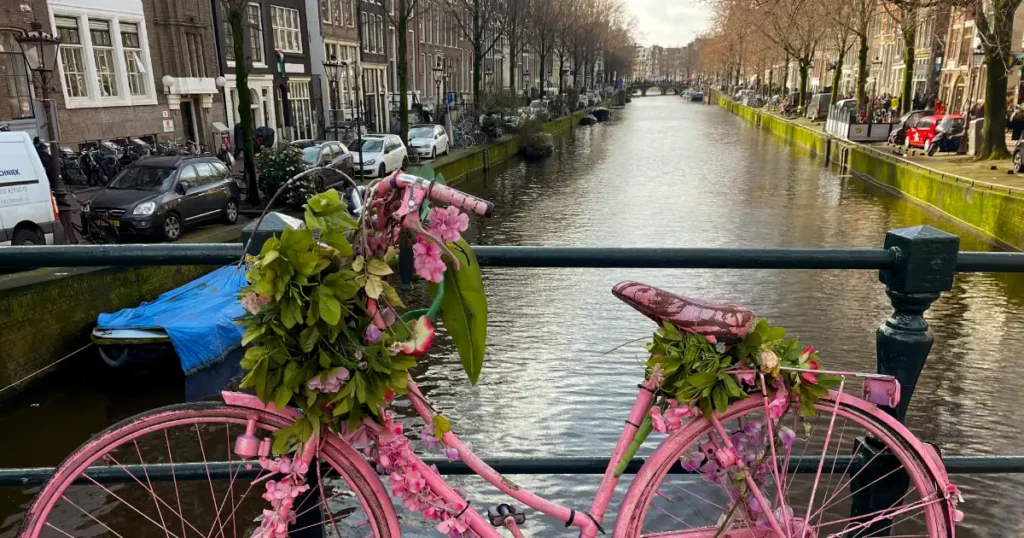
[132,155,218,168]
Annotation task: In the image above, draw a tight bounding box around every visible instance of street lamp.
[523,67,530,101]
[432,56,444,121]
[484,66,493,94]
[17,21,70,243]
[323,55,343,142]
[338,59,364,178]
[560,65,569,93]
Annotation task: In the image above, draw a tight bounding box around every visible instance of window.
[321,0,332,24]
[418,11,424,41]
[177,165,198,187]
[90,20,118,97]
[0,30,33,119]
[332,0,344,26]
[121,23,146,96]
[346,0,356,27]
[289,81,314,139]
[56,17,88,98]
[377,15,384,53]
[362,12,369,52]
[247,4,265,64]
[272,6,302,53]
[193,162,217,185]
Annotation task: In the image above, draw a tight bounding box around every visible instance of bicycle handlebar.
[376,173,494,217]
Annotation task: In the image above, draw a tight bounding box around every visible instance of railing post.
[849,225,958,535]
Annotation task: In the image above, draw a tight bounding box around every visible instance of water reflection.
[2,97,1023,536]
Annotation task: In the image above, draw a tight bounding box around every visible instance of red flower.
[800,359,820,384]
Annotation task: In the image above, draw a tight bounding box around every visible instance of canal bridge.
[628,81,686,96]
[1,98,1023,536]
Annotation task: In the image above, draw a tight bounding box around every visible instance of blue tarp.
[97,265,248,374]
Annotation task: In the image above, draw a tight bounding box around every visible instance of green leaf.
[660,320,683,341]
[381,281,405,308]
[765,327,787,342]
[433,415,452,437]
[687,371,718,389]
[241,346,268,370]
[364,275,383,299]
[318,288,342,325]
[367,258,393,276]
[754,319,769,336]
[332,396,353,416]
[259,250,280,267]
[721,374,745,398]
[712,385,728,413]
[293,251,321,276]
[299,326,320,352]
[429,238,487,384]
[390,355,417,371]
[321,231,352,256]
[307,189,341,213]
[816,374,843,389]
[273,385,292,410]
[351,256,364,272]
[241,325,265,346]
[354,372,367,403]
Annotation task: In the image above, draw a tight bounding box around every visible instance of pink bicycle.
[21,173,961,538]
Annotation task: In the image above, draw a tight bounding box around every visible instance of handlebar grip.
[428,183,494,217]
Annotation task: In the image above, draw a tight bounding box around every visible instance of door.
[175,164,205,222]
[387,139,404,171]
[190,162,223,220]
[180,100,198,145]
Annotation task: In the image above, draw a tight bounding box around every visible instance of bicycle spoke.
[134,439,172,538]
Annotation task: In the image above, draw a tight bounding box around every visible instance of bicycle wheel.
[617,392,953,537]
[21,402,399,538]
[85,216,119,244]
[473,131,487,146]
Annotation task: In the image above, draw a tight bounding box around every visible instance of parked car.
[805,93,831,120]
[888,109,935,145]
[88,156,239,242]
[351,134,407,178]
[407,124,450,159]
[0,131,63,245]
[586,90,601,106]
[529,100,549,115]
[925,115,966,156]
[1014,138,1024,173]
[295,140,353,188]
[905,114,961,150]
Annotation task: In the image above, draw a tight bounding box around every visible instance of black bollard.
[849,225,958,536]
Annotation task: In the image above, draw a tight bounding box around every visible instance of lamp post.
[560,65,569,94]
[17,21,69,243]
[340,59,364,179]
[485,67,493,94]
[967,46,985,116]
[523,67,530,102]
[323,56,343,143]
[432,57,444,122]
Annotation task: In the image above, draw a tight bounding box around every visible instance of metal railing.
[2,224,1023,533]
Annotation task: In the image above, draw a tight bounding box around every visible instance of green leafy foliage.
[429,238,488,384]
[255,145,316,209]
[646,319,838,418]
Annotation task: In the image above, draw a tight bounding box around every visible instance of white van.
[0,131,63,245]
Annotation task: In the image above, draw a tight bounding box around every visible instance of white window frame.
[49,7,157,109]
[271,5,302,54]
[120,22,146,96]
[289,80,314,139]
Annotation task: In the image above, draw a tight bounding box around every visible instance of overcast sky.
[626,0,713,47]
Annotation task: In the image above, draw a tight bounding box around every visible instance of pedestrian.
[935,99,945,116]
[1010,106,1024,140]
[891,95,900,112]
[913,92,921,110]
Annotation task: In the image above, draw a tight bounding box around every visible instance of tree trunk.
[230,7,260,205]
[798,61,809,107]
[856,32,869,115]
[782,54,789,94]
[397,0,409,146]
[980,52,1011,159]
[509,36,517,93]
[830,58,843,104]
[900,24,915,114]
[472,43,483,108]
[767,67,774,95]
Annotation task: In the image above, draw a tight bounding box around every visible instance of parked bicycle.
[67,192,118,244]
[20,173,961,538]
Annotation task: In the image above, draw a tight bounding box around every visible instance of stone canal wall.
[717,93,1024,250]
[411,107,597,184]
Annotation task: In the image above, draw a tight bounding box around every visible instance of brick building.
[0,0,225,149]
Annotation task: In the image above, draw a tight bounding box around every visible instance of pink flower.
[420,427,440,446]
[664,399,695,430]
[307,367,350,393]
[681,452,704,472]
[363,325,382,345]
[437,513,471,537]
[428,206,470,243]
[442,447,459,461]
[643,363,665,389]
[650,406,668,433]
[737,371,756,386]
[778,426,797,447]
[412,236,446,283]
[241,292,271,315]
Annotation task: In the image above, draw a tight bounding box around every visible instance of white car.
[0,132,64,245]
[352,134,408,178]
[407,125,449,159]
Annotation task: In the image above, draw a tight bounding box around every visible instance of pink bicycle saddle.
[612,281,754,341]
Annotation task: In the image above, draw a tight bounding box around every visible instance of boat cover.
[97,265,248,374]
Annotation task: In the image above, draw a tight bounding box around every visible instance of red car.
[905,114,964,150]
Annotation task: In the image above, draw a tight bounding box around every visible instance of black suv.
[89,156,239,242]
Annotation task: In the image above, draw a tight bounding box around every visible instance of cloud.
[625,0,713,47]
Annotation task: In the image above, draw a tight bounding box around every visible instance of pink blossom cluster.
[373,413,469,537]
[306,367,351,393]
[412,236,446,283]
[241,292,272,315]
[254,455,312,538]
[427,206,469,243]
[649,399,697,433]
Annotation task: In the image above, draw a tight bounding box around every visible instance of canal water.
[3,96,1023,536]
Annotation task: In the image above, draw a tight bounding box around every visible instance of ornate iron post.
[849,225,959,535]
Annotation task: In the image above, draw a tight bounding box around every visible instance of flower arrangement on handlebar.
[237,172,488,537]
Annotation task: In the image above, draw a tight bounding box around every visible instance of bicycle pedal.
[487,503,526,527]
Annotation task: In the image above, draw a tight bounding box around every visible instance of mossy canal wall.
[717,92,1024,250]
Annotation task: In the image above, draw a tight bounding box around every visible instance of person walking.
[913,92,922,110]
[1010,106,1024,141]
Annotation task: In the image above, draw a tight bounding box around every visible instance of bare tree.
[224,0,260,205]
[504,0,531,92]
[969,0,1021,159]
[382,0,431,145]
[443,0,508,105]
[528,0,560,93]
